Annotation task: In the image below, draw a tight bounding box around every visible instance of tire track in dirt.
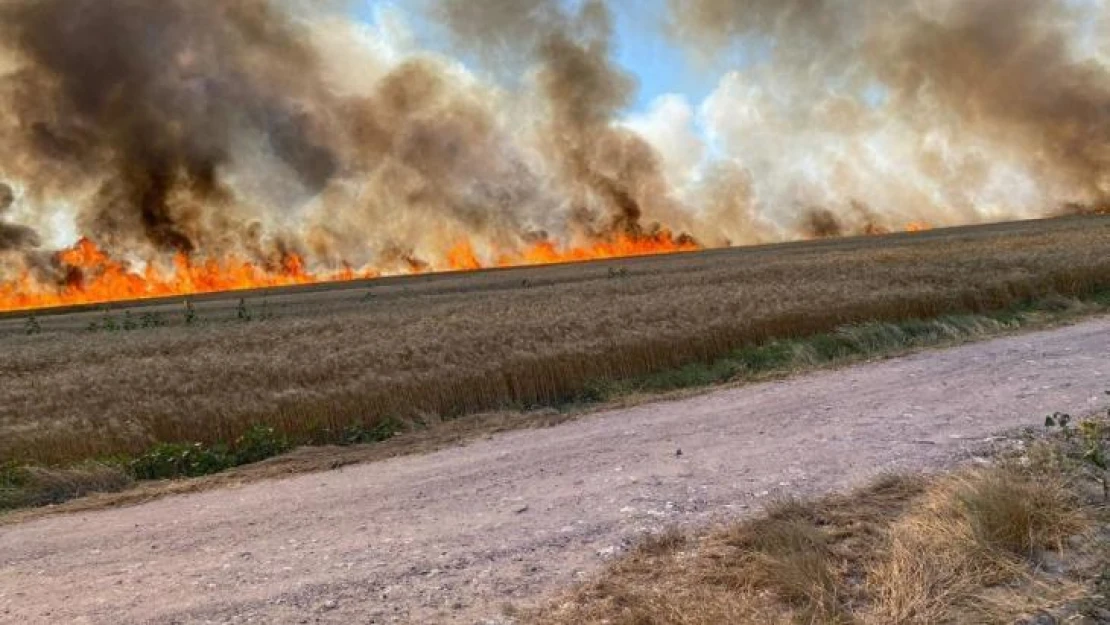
[1,318,1108,624]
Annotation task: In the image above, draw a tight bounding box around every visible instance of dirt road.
[2,318,1108,625]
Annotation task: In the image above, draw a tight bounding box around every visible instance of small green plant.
[607,267,630,279]
[232,425,291,465]
[127,425,293,480]
[361,289,375,303]
[340,418,403,445]
[84,310,165,333]
[7,427,293,490]
[0,461,31,509]
[129,442,233,480]
[183,300,198,325]
[237,298,252,322]
[99,310,119,332]
[0,460,28,490]
[24,315,41,335]
[140,311,165,329]
[1046,402,1110,501]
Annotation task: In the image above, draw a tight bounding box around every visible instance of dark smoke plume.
[0,0,340,255]
[0,0,1105,283]
[431,0,686,238]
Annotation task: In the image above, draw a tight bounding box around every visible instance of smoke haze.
[670,0,1109,235]
[0,0,1105,284]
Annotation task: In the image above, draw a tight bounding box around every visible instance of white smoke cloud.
[624,94,705,192]
[661,0,1110,235]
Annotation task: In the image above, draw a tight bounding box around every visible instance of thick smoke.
[0,182,39,251]
[0,0,554,273]
[668,0,1110,234]
[0,0,338,258]
[430,0,691,239]
[0,0,1105,282]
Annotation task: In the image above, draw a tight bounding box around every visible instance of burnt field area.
[2,216,1109,469]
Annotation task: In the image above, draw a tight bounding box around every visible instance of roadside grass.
[0,461,133,510]
[2,289,1108,514]
[530,423,1110,625]
[582,289,1110,402]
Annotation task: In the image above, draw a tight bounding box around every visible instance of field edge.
[3,288,1109,521]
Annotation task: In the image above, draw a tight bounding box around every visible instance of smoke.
[0,0,1105,285]
[669,0,1110,233]
[430,0,689,239]
[0,183,40,251]
[0,0,341,261]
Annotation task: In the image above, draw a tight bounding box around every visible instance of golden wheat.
[2,216,1108,465]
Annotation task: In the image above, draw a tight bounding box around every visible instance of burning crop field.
[0,0,1108,484]
[0,0,1106,311]
[2,215,1109,475]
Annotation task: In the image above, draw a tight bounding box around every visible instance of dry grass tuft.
[866,469,1087,624]
[728,518,844,622]
[532,464,1099,625]
[955,469,1084,556]
[634,527,689,558]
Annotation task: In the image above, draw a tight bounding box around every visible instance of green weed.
[237,298,252,322]
[128,425,292,480]
[1046,400,1110,501]
[340,418,404,445]
[183,300,198,325]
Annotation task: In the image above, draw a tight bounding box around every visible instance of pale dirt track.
[2,319,1108,625]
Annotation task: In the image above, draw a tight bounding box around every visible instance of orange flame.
[0,233,698,312]
[905,221,933,233]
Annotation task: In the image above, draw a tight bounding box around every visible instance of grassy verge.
[530,417,1110,625]
[0,421,402,510]
[580,288,1110,402]
[3,289,1108,513]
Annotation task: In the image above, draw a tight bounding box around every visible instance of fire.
[862,221,935,237]
[0,233,698,312]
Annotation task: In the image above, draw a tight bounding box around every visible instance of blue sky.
[352,0,718,114]
[606,0,717,111]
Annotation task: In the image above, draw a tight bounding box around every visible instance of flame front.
[0,234,698,312]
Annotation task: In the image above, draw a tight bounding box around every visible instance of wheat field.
[2,216,1109,466]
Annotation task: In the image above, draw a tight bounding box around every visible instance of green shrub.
[127,425,293,480]
[129,442,234,480]
[232,425,292,464]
